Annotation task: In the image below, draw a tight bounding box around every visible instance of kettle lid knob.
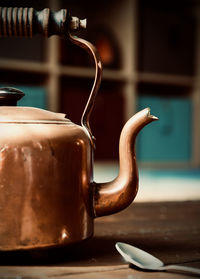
[0,87,25,106]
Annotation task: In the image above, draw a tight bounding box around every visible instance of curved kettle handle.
[69,34,103,148]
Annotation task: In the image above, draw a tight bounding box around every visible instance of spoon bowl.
[115,242,200,276]
[116,242,163,271]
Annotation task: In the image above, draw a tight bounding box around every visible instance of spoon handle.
[163,264,200,276]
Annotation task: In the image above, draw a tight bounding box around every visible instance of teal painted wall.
[137,96,192,161]
[17,86,47,109]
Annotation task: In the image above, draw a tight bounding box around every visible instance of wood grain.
[0,201,199,278]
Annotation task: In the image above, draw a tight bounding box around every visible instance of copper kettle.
[0,7,158,251]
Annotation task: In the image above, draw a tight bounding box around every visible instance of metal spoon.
[116,242,200,276]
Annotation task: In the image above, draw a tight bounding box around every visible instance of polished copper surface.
[94,108,158,217]
[69,29,103,148]
[0,120,93,250]
[0,106,157,251]
[0,106,70,123]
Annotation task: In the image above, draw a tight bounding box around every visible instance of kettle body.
[0,104,157,251]
[0,106,95,250]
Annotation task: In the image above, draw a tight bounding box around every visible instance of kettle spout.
[93,108,158,217]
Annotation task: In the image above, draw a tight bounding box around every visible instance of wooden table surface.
[0,201,200,278]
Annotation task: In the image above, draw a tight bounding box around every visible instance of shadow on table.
[0,234,199,266]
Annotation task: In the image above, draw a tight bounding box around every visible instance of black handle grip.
[0,7,86,37]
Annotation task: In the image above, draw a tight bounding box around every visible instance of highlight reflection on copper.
[61,228,68,241]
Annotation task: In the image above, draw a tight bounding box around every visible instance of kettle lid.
[0,87,70,124]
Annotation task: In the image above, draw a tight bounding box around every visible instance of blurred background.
[0,0,200,201]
